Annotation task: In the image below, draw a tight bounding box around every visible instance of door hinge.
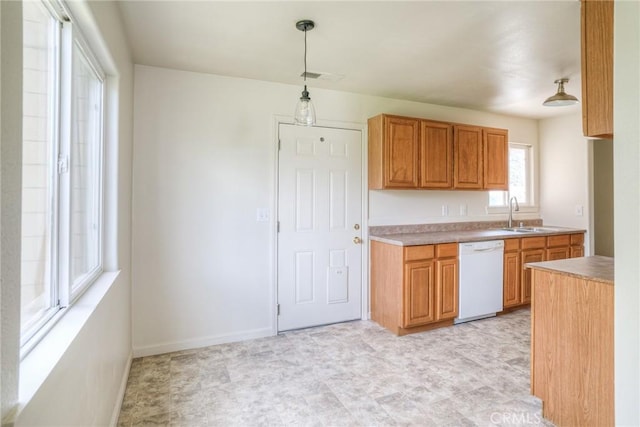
[57,155,69,174]
[278,139,281,151]
[277,304,280,316]
[277,221,280,232]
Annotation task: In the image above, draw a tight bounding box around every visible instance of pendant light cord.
[303,27,307,82]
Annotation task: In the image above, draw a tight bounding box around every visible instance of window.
[21,0,105,347]
[489,143,533,207]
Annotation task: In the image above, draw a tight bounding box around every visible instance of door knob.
[353,237,362,244]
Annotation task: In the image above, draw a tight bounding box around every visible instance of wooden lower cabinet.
[503,238,521,308]
[503,251,521,308]
[436,257,459,320]
[404,260,436,327]
[371,241,458,335]
[521,248,544,303]
[503,232,585,309]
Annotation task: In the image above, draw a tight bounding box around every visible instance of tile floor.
[118,308,553,426]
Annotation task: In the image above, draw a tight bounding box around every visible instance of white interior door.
[277,124,362,331]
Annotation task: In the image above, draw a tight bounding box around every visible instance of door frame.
[271,115,369,334]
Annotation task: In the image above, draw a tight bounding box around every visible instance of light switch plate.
[575,205,584,216]
[256,208,270,222]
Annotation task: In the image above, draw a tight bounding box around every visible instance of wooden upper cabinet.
[420,121,453,189]
[581,0,613,139]
[368,114,508,191]
[453,125,483,189]
[368,115,419,189]
[483,128,509,190]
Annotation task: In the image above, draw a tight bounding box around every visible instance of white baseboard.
[109,351,133,427]
[132,327,275,358]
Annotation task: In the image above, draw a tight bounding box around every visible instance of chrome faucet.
[508,196,520,228]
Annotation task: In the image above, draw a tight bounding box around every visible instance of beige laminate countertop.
[525,255,614,285]
[369,226,586,246]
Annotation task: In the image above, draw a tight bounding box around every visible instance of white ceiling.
[117,0,582,119]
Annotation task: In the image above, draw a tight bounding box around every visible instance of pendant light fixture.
[543,78,579,106]
[293,20,316,126]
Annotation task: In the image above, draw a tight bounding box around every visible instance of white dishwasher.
[455,240,504,324]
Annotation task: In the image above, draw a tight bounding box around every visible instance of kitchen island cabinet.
[528,256,614,426]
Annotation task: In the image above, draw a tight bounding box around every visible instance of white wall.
[0,0,135,425]
[132,65,540,355]
[538,112,592,254]
[613,1,640,424]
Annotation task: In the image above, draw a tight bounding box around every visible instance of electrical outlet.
[442,205,449,216]
[460,204,467,216]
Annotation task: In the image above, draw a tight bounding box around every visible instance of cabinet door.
[546,247,570,261]
[403,260,436,327]
[483,128,509,190]
[453,125,483,189]
[436,258,458,320]
[581,0,613,138]
[571,246,585,258]
[384,116,419,188]
[420,121,452,189]
[521,249,545,303]
[503,251,521,308]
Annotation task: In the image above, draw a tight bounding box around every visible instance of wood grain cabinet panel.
[368,115,419,189]
[420,121,453,189]
[436,258,458,320]
[483,128,509,190]
[385,116,420,188]
[521,249,545,303]
[581,0,613,139]
[453,125,483,189]
[503,250,521,308]
[404,260,436,327]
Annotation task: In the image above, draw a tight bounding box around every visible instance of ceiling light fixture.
[543,78,579,107]
[293,19,316,126]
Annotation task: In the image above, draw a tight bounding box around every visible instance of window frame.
[20,0,106,353]
[487,142,537,212]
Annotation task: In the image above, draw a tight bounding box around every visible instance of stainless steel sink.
[501,227,558,233]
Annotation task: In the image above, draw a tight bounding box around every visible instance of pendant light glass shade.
[294,20,316,126]
[543,78,579,106]
[294,85,316,126]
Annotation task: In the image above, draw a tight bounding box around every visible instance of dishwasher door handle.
[472,247,500,252]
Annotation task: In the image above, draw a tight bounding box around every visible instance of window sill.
[17,271,121,413]
[486,205,540,215]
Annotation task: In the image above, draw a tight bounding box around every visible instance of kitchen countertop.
[525,255,614,285]
[370,226,586,246]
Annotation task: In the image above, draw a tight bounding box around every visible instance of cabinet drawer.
[571,233,584,246]
[547,234,571,248]
[404,245,435,261]
[521,236,546,250]
[436,243,457,258]
[504,238,520,252]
